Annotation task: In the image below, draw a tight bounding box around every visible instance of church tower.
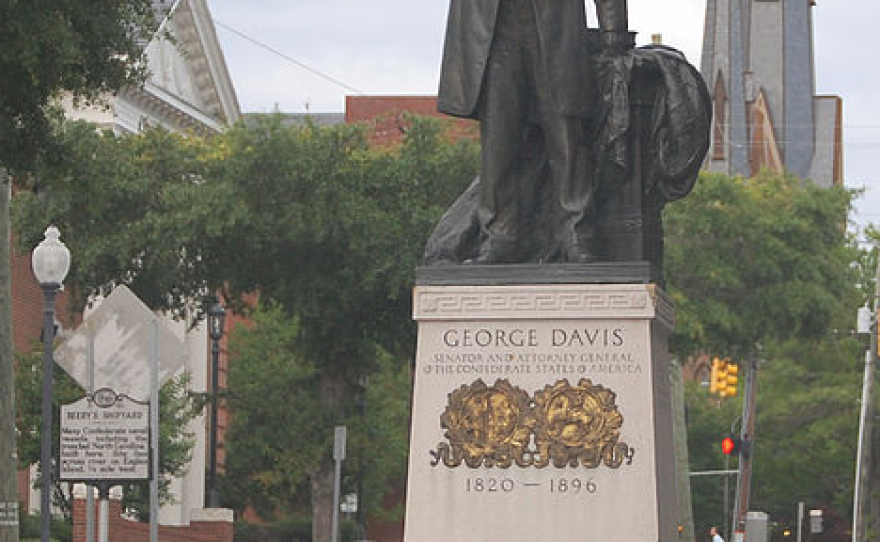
[701,0,842,187]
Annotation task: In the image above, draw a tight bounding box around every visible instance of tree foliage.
[15,115,478,381]
[14,115,478,540]
[665,171,866,535]
[664,171,859,358]
[753,339,863,525]
[14,121,217,315]
[0,0,159,173]
[222,302,411,522]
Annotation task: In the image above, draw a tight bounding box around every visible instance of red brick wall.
[208,292,257,472]
[345,96,476,145]
[16,469,29,511]
[365,482,405,542]
[72,497,233,542]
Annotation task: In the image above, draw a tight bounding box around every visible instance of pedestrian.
[710,526,724,542]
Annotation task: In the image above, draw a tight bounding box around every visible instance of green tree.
[14,121,217,316]
[752,338,863,532]
[0,0,158,173]
[665,171,858,357]
[0,3,163,539]
[14,115,478,542]
[664,171,865,534]
[222,302,411,526]
[197,116,475,542]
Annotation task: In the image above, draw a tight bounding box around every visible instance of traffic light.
[710,357,727,396]
[721,435,740,455]
[721,435,752,457]
[724,362,739,397]
[709,358,739,398]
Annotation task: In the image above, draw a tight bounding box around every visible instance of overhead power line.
[213,19,364,96]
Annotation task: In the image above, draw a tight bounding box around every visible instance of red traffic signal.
[722,436,739,455]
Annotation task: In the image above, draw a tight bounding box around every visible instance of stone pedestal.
[404,282,677,542]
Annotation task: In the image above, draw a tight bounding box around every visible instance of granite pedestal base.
[404,282,677,542]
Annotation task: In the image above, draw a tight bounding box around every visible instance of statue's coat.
[438,0,628,119]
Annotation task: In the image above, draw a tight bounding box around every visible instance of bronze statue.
[426,0,711,273]
[437,0,629,264]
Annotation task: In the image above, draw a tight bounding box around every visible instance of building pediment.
[136,0,239,132]
[65,0,240,134]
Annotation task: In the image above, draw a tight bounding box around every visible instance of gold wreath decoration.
[430,379,534,468]
[430,378,634,469]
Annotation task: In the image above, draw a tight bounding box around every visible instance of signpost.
[55,286,187,542]
[332,426,346,542]
[60,389,151,542]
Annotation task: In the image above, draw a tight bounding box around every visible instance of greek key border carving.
[414,285,674,327]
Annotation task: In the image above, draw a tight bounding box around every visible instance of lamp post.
[31,226,70,542]
[207,302,226,508]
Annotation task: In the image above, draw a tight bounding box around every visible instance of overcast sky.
[206,0,880,231]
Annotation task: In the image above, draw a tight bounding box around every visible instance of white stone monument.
[405,282,677,542]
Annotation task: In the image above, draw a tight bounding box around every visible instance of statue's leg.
[471,34,529,264]
[539,109,596,263]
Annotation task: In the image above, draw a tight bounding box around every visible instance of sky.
[205,0,880,231]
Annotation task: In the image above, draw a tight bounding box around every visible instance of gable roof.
[120,0,240,133]
[154,0,239,125]
[63,0,239,133]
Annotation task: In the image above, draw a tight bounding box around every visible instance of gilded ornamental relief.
[430,378,635,469]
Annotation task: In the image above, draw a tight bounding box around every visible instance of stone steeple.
[701,0,842,186]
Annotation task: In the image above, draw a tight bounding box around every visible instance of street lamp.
[207,302,226,508]
[31,225,70,542]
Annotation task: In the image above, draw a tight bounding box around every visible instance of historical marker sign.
[59,390,151,482]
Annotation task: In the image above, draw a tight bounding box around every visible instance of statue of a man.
[438,0,629,263]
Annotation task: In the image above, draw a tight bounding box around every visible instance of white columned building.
[42,0,242,527]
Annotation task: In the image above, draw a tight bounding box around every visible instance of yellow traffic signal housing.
[710,357,727,396]
[724,362,739,396]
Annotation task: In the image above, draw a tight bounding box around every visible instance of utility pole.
[671,360,695,542]
[852,345,875,541]
[731,348,759,542]
[869,261,880,542]
[0,171,19,542]
[854,260,880,541]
